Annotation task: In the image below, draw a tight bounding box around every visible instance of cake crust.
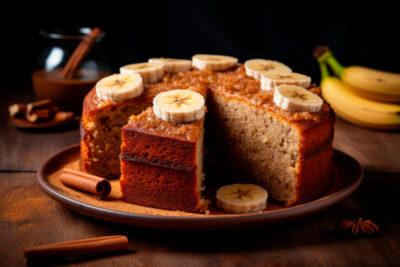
[80,74,207,179]
[120,160,204,212]
[121,108,202,171]
[290,113,335,205]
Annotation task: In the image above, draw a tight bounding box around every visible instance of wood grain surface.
[0,172,399,266]
[333,117,400,173]
[0,89,399,266]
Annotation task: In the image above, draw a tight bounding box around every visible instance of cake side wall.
[120,124,205,212]
[80,88,150,179]
[290,114,335,205]
[120,160,202,212]
[120,117,206,212]
[293,144,333,205]
[121,128,197,171]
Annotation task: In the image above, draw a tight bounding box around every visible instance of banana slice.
[216,184,268,214]
[149,58,192,73]
[96,73,143,101]
[273,85,323,112]
[192,54,238,71]
[245,59,292,80]
[260,72,311,91]
[153,89,205,123]
[120,62,164,83]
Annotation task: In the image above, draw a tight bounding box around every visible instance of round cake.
[80,56,334,212]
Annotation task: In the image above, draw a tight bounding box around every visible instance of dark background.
[3,1,399,90]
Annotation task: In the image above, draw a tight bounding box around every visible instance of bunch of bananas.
[314,46,400,130]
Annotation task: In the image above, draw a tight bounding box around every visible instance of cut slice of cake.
[80,67,209,179]
[80,74,151,179]
[120,106,207,212]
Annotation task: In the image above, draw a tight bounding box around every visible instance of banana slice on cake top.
[149,58,192,73]
[120,62,164,84]
[192,54,238,71]
[260,72,311,91]
[153,89,205,123]
[96,73,144,101]
[273,85,323,112]
[245,59,292,80]
[216,184,268,214]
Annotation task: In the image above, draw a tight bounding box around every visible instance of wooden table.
[1,90,399,266]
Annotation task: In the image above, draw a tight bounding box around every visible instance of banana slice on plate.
[96,73,144,101]
[245,59,292,80]
[216,184,268,214]
[273,85,323,112]
[149,58,192,73]
[192,54,238,71]
[153,89,205,123]
[260,72,311,91]
[120,62,164,83]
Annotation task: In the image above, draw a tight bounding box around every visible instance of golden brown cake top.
[124,107,203,141]
[82,71,208,118]
[207,65,331,124]
[83,64,331,128]
[145,71,208,102]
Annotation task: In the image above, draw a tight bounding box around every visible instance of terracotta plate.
[37,144,363,230]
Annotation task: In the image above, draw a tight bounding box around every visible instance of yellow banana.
[319,62,400,130]
[315,46,400,103]
[341,66,400,102]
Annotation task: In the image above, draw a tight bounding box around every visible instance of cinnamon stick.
[62,27,102,79]
[26,99,52,114]
[25,235,129,264]
[60,168,111,197]
[25,99,57,122]
[8,103,26,117]
[26,109,51,122]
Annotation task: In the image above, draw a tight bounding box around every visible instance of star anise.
[338,217,379,236]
